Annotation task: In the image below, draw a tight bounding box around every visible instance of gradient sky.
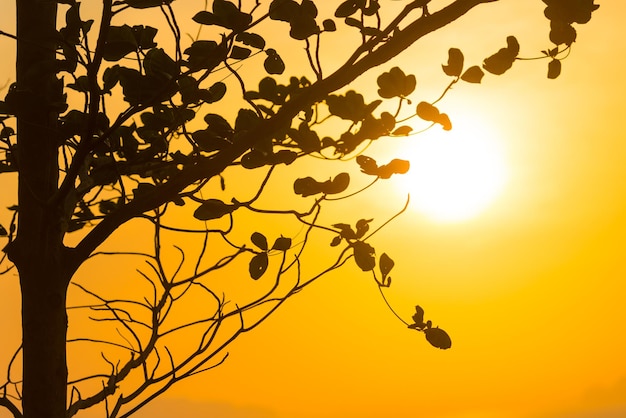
[1,1,625,418]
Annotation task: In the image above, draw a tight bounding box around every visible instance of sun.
[396,118,508,222]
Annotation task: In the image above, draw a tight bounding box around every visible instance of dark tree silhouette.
[0,1,598,417]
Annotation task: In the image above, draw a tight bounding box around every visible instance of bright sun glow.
[396,119,508,222]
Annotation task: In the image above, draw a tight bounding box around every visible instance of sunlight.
[396,117,508,222]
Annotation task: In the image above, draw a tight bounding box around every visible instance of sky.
[1,1,626,418]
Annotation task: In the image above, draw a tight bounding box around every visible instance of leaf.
[249,253,269,280]
[376,67,416,98]
[230,45,251,60]
[322,19,337,32]
[272,237,292,251]
[236,32,266,49]
[416,101,440,122]
[549,20,576,46]
[376,159,410,179]
[330,235,342,247]
[0,224,7,236]
[392,125,413,136]
[353,241,376,271]
[251,232,268,251]
[547,58,561,79]
[483,36,519,75]
[325,172,350,195]
[379,253,394,280]
[461,66,484,83]
[264,48,285,75]
[102,25,137,61]
[424,327,452,350]
[357,155,378,176]
[269,0,300,22]
[193,199,236,220]
[416,102,451,130]
[412,305,425,327]
[335,0,360,18]
[442,48,464,77]
[126,0,174,9]
[355,218,372,238]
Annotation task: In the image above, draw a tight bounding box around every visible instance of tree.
[0,1,598,417]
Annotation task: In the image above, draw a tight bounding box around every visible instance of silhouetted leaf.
[416,102,451,130]
[264,49,285,74]
[354,219,371,239]
[249,252,269,280]
[330,235,342,246]
[194,199,236,220]
[251,232,268,251]
[547,58,561,79]
[549,20,576,45]
[376,159,410,179]
[461,66,484,83]
[230,45,251,60]
[193,0,252,31]
[442,48,464,77]
[416,101,439,121]
[424,327,452,349]
[326,91,372,122]
[483,36,519,75]
[335,0,361,18]
[236,32,266,49]
[272,237,292,251]
[377,67,416,98]
[0,224,7,236]
[322,19,337,31]
[126,0,173,8]
[392,125,413,136]
[333,223,357,240]
[379,253,394,280]
[353,241,376,271]
[325,172,350,194]
[412,305,425,327]
[356,155,378,176]
[102,25,137,61]
[269,0,299,22]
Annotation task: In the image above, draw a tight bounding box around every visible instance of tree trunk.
[7,2,70,418]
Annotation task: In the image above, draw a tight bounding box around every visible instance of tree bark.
[7,1,70,418]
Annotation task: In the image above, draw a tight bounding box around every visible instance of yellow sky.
[1,1,626,418]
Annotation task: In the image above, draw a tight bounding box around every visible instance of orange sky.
[1,2,626,418]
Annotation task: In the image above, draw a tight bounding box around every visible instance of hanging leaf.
[230,45,251,60]
[126,0,174,9]
[264,49,285,74]
[392,125,413,136]
[353,241,376,271]
[416,102,452,130]
[376,67,416,99]
[193,199,236,220]
[460,66,484,83]
[424,327,452,350]
[0,224,7,236]
[335,0,360,18]
[236,32,266,49]
[483,36,519,75]
[376,159,410,179]
[272,236,292,251]
[355,218,373,239]
[249,253,269,280]
[269,0,300,22]
[547,58,562,79]
[379,253,394,280]
[322,19,337,31]
[251,232,268,251]
[442,48,464,77]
